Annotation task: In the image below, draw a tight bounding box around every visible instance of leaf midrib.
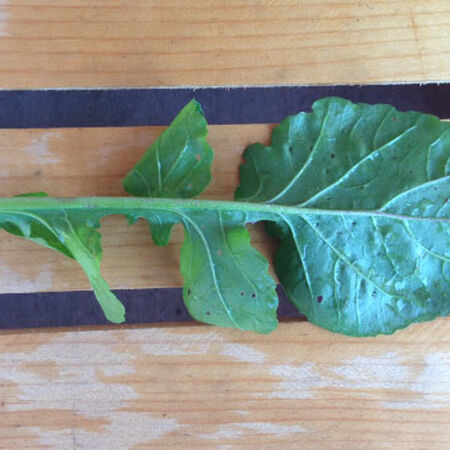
[0,197,448,224]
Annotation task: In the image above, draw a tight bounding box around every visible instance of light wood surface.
[1,1,449,448]
[0,0,449,89]
[0,320,449,449]
[0,124,279,293]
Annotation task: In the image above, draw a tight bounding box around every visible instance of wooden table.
[1,1,449,448]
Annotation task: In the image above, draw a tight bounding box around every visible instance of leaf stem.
[0,197,447,223]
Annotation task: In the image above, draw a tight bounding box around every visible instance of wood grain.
[0,319,449,449]
[0,124,278,293]
[0,0,448,89]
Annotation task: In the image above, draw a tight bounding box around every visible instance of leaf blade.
[0,206,125,324]
[236,97,450,336]
[123,99,213,245]
[179,211,278,333]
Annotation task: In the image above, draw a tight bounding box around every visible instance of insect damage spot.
[330,154,335,159]
[195,154,201,161]
[317,295,323,303]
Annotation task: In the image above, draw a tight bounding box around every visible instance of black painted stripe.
[0,286,300,330]
[0,83,449,129]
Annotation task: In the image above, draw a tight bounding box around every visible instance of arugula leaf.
[0,97,448,335]
[123,99,213,245]
[236,97,450,336]
[0,194,125,323]
[123,100,278,333]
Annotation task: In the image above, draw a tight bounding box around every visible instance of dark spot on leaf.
[372,290,377,297]
[359,185,364,190]
[187,289,191,296]
[195,154,201,161]
[352,221,356,226]
[391,156,397,160]
[206,311,211,316]
[217,249,222,255]
[317,295,323,303]
[251,293,256,298]
[408,170,413,174]
[326,197,331,201]
[330,153,335,159]
[316,222,320,227]
[337,231,342,236]
[393,117,398,122]
[34,170,42,176]
[240,291,245,296]
[444,198,448,204]
[288,146,293,153]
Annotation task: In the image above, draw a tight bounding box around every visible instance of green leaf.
[1,97,448,336]
[123,99,213,245]
[0,200,125,324]
[236,97,450,336]
[124,100,279,333]
[179,211,278,334]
